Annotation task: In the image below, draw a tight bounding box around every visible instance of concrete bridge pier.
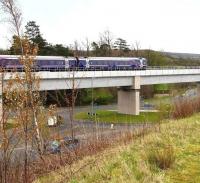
[117,76,140,115]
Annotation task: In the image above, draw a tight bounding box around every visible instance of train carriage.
[87,57,146,70]
[0,55,147,71]
[0,55,67,71]
[36,56,66,71]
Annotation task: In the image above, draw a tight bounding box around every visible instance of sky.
[0,0,200,53]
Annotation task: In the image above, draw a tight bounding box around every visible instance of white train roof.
[87,57,142,60]
[0,55,66,60]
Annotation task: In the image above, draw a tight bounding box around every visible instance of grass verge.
[75,110,161,124]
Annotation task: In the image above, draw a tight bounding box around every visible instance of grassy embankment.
[38,113,200,183]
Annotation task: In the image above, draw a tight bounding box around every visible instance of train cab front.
[139,58,147,70]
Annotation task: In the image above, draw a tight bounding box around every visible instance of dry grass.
[172,96,200,119]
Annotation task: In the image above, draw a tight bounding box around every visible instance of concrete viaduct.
[3,68,200,115]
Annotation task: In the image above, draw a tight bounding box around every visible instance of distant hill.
[162,52,200,60]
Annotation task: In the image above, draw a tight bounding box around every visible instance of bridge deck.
[2,69,200,90]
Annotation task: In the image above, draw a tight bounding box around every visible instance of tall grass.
[172,96,200,119]
[146,145,175,170]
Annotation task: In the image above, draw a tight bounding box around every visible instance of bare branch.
[0,0,23,54]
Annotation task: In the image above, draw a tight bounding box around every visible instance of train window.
[6,59,20,65]
[134,59,139,64]
[97,60,100,65]
[43,60,46,65]
[143,59,147,65]
[58,61,62,65]
[42,60,46,65]
[79,60,85,65]
[109,61,113,65]
[6,59,12,65]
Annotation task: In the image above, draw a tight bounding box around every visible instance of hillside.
[163,51,200,60]
[145,50,200,66]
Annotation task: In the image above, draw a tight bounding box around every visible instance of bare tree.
[0,2,45,182]
[1,0,43,154]
[73,40,84,56]
[132,41,141,57]
[82,37,91,57]
[0,0,23,54]
[99,29,114,56]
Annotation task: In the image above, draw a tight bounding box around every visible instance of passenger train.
[0,55,147,71]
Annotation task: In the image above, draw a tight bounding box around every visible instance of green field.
[75,110,162,124]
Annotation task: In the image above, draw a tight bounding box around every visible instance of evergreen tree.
[91,42,99,56]
[114,38,130,56]
[25,21,47,54]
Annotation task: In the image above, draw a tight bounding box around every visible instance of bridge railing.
[2,66,200,72]
[147,66,200,70]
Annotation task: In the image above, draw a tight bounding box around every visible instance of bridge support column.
[117,76,140,115]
